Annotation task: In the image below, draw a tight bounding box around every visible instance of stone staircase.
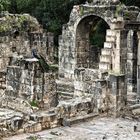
[127,92,138,106]
[99,29,116,71]
[56,79,74,100]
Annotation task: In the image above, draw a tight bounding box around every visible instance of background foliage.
[0,0,140,46]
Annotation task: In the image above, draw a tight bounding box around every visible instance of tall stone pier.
[137,31,140,98]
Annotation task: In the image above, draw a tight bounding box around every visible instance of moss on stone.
[0,12,40,33]
[30,100,38,107]
[80,6,84,16]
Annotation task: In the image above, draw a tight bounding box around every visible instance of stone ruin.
[58,0,140,119]
[0,0,140,138]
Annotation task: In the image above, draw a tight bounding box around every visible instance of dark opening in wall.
[76,15,110,69]
[13,30,19,39]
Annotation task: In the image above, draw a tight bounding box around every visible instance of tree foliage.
[0,0,140,39]
[0,0,10,11]
[121,0,140,7]
[0,0,139,34]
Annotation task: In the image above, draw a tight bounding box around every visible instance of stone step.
[104,42,114,49]
[62,113,99,126]
[127,99,137,105]
[101,48,112,56]
[129,104,140,110]
[100,55,111,63]
[56,80,74,93]
[106,35,116,42]
[58,91,74,100]
[99,62,110,70]
[127,92,137,101]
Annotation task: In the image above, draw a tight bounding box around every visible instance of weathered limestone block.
[56,97,96,119]
[74,68,108,99]
[43,73,58,109]
[109,74,127,117]
[7,117,23,131]
[5,62,58,109]
[30,111,59,130]
[0,96,33,114]
[24,121,42,133]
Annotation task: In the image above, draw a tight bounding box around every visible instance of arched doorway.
[76,15,110,69]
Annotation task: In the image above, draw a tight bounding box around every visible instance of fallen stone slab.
[129,104,140,110]
[62,113,99,126]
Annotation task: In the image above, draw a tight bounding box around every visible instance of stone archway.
[58,0,140,99]
[76,15,110,69]
[59,5,114,80]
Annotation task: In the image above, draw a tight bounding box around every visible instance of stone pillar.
[112,30,127,74]
[43,73,58,109]
[137,31,140,97]
[127,30,138,94]
[109,74,127,117]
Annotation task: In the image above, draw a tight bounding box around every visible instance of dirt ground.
[3,117,140,140]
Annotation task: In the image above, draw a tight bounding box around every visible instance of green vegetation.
[0,0,140,46]
[121,0,140,7]
[0,0,139,34]
[0,0,10,11]
[30,100,38,107]
[0,0,86,34]
[0,14,38,33]
[89,19,109,48]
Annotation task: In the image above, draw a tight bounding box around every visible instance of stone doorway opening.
[76,15,110,69]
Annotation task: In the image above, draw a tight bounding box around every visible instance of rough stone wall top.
[69,0,140,29]
[91,0,120,5]
[0,12,56,71]
[0,11,42,35]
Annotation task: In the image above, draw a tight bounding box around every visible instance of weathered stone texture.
[58,1,140,116]
[109,74,127,117]
[0,13,56,71]
[56,97,96,119]
[5,62,58,109]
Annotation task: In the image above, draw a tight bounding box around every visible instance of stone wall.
[0,32,55,70]
[73,68,127,116]
[5,60,58,109]
[58,2,140,80]
[0,12,55,71]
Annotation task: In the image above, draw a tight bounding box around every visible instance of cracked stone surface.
[4,117,140,140]
[0,108,23,121]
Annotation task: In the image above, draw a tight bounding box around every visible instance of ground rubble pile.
[0,96,97,138]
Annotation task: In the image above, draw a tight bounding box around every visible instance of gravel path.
[3,117,140,140]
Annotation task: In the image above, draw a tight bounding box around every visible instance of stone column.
[109,74,127,117]
[43,73,58,109]
[137,31,140,97]
[127,30,138,96]
[112,30,127,74]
